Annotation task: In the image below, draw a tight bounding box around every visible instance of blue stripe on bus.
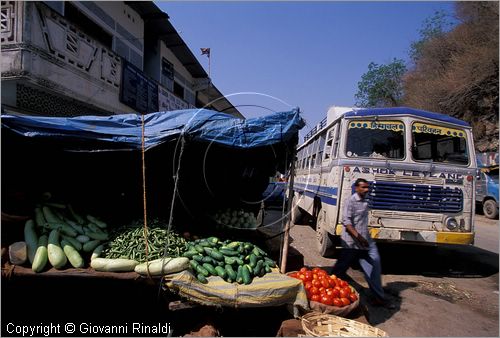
[294,183,338,196]
[297,190,338,206]
[294,183,338,206]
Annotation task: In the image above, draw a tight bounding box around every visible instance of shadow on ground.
[376,242,499,278]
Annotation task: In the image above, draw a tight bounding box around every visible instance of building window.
[161,58,174,80]
[161,58,174,90]
[173,81,184,99]
[64,2,112,49]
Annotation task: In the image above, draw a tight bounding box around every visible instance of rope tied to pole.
[141,113,152,279]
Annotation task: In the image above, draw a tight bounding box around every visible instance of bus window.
[311,139,319,167]
[332,124,340,159]
[323,125,336,162]
[346,120,405,159]
[412,122,469,165]
[316,134,326,167]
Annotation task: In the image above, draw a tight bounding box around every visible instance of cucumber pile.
[182,237,277,284]
[23,196,110,272]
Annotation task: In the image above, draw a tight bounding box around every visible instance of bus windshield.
[412,122,469,165]
[346,120,405,159]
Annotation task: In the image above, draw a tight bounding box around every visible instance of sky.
[155,1,456,139]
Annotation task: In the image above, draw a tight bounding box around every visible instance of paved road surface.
[474,215,499,253]
[260,210,499,337]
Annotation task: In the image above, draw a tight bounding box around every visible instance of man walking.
[332,178,390,307]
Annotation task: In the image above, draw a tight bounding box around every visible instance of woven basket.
[301,312,388,337]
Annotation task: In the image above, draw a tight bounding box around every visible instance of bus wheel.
[483,199,499,219]
[291,196,305,224]
[316,211,333,257]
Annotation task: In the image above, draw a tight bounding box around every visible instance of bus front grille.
[374,173,444,185]
[368,181,463,213]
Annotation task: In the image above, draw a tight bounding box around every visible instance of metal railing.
[304,117,327,143]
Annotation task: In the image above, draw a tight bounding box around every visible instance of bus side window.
[323,125,337,162]
[332,124,341,158]
[311,139,318,168]
[316,133,326,167]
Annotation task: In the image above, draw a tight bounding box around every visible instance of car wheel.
[483,199,499,219]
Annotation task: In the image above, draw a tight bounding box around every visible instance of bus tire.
[316,211,333,257]
[291,195,305,224]
[483,199,499,219]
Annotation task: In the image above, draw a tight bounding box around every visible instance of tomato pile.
[289,267,358,307]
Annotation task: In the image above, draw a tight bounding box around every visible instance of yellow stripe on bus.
[369,227,380,239]
[435,232,474,245]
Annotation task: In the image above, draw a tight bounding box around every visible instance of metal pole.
[280,147,296,273]
[208,52,211,79]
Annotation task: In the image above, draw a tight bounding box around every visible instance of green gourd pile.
[182,237,276,284]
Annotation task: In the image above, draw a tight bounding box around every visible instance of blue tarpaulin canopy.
[1,108,305,151]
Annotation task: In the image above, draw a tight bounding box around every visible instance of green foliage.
[409,10,452,63]
[355,59,407,108]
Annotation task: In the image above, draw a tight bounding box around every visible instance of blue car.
[476,153,499,219]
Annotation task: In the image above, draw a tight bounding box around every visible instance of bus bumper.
[368,227,475,245]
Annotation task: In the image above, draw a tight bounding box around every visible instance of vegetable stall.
[1,108,318,335]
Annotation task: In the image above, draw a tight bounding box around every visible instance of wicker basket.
[301,312,388,337]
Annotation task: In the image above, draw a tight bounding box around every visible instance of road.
[474,215,499,253]
[261,210,499,337]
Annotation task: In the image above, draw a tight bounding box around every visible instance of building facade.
[1,1,241,117]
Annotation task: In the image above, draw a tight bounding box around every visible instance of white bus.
[292,107,477,256]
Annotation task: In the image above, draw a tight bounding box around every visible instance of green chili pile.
[102,219,187,262]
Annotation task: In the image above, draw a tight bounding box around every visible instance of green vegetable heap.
[183,237,277,284]
[102,219,187,263]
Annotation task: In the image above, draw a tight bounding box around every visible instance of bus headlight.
[445,217,458,231]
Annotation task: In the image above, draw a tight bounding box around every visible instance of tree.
[403,2,499,151]
[355,59,407,107]
[409,10,452,63]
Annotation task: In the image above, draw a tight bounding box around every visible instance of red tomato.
[311,294,321,302]
[349,293,358,302]
[334,286,341,291]
[335,280,342,288]
[325,288,333,295]
[321,295,333,305]
[312,279,322,288]
[332,289,340,298]
[340,280,348,288]
[310,287,320,295]
[304,281,313,291]
[341,297,351,306]
[288,272,298,278]
[319,287,326,294]
[320,278,330,288]
[317,270,328,277]
[339,289,348,298]
[297,274,305,281]
[304,271,313,282]
[300,267,308,273]
[330,274,338,280]
[342,286,351,295]
[312,273,318,280]
[333,298,343,307]
[312,267,322,273]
